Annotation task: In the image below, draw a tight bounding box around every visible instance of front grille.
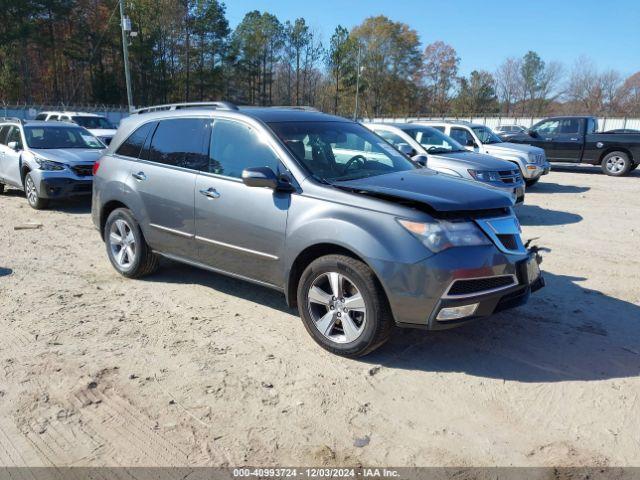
[72,165,93,177]
[498,169,521,184]
[447,275,516,297]
[497,234,518,250]
[532,153,545,165]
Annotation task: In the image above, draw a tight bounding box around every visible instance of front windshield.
[25,126,104,149]
[402,126,466,154]
[72,116,114,130]
[472,126,502,144]
[268,121,417,182]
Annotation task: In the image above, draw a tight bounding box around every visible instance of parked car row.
[1,103,549,357]
[35,111,118,145]
[365,122,526,202]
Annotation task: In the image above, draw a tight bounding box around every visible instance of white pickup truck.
[414,121,550,186]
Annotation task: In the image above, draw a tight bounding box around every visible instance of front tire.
[104,208,159,278]
[525,177,540,187]
[601,151,632,176]
[24,172,49,210]
[297,254,393,357]
[0,183,4,194]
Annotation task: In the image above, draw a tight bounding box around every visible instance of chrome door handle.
[544,137,553,141]
[570,137,578,141]
[199,187,220,199]
[132,171,146,181]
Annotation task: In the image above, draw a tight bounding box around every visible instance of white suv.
[414,121,550,187]
[35,111,117,145]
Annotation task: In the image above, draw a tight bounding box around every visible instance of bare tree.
[494,57,522,115]
[567,57,624,114]
[422,41,459,114]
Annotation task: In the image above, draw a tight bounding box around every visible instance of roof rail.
[0,117,24,124]
[132,101,239,115]
[268,105,319,112]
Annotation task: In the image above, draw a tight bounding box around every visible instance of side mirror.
[242,166,279,189]
[396,143,415,157]
[466,138,477,148]
[528,129,538,138]
[7,141,21,151]
[412,154,428,167]
[242,166,295,191]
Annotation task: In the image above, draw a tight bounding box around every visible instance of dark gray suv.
[91,102,544,357]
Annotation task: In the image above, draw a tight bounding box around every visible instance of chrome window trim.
[442,274,518,299]
[195,235,279,260]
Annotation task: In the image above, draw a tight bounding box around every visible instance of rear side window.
[6,127,22,147]
[207,119,280,178]
[0,126,10,145]
[116,122,156,158]
[375,129,405,147]
[451,127,472,145]
[432,126,445,133]
[147,118,210,170]
[35,114,47,120]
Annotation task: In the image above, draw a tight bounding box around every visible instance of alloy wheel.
[307,272,366,344]
[605,155,626,174]
[109,219,137,270]
[25,175,38,206]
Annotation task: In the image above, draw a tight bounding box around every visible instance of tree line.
[1,0,639,118]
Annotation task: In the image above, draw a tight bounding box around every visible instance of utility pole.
[353,44,362,121]
[119,0,134,112]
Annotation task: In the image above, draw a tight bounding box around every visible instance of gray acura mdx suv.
[92,102,544,357]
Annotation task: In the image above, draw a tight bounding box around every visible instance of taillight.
[92,159,101,176]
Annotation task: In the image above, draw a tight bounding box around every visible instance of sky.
[225,0,640,78]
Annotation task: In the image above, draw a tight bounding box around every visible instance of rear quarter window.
[116,122,156,158]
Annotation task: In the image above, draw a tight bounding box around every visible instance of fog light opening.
[436,303,479,321]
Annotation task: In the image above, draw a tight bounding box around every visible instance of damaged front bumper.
[375,244,544,330]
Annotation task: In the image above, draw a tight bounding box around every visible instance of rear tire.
[104,208,159,278]
[525,177,540,187]
[601,151,632,176]
[24,172,49,210]
[297,254,393,357]
[0,183,4,194]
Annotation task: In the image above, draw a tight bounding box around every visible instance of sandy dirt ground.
[0,165,639,468]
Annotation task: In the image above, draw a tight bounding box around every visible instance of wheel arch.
[599,147,633,164]
[285,243,385,309]
[100,200,131,239]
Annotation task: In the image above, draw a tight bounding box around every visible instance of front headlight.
[34,157,66,171]
[468,169,502,182]
[397,218,491,253]
[527,152,539,164]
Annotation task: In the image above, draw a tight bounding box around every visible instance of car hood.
[482,142,543,156]
[334,168,514,212]
[30,148,103,165]
[430,151,517,170]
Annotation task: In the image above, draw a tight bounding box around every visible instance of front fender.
[283,194,433,304]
